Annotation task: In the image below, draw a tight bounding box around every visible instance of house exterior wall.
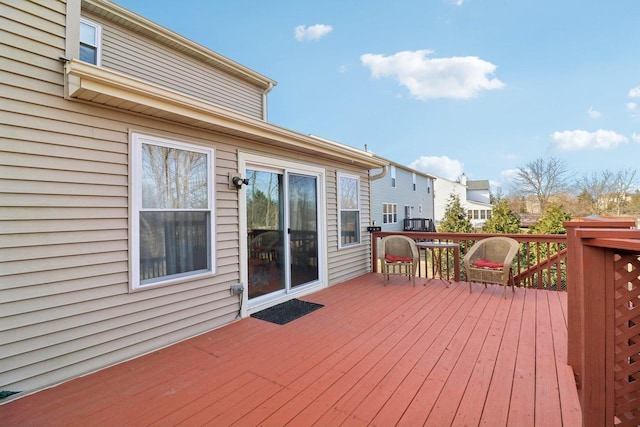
[0,0,378,395]
[82,9,266,120]
[467,188,490,205]
[370,165,435,232]
[433,176,492,229]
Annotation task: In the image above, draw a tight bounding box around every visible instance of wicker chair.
[380,235,419,286]
[463,236,520,298]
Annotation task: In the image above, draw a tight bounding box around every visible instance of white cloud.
[587,106,601,119]
[450,0,465,5]
[294,24,332,41]
[628,102,640,119]
[409,155,464,180]
[633,132,640,143]
[360,50,504,100]
[488,169,520,194]
[628,85,640,98]
[551,129,628,151]
[500,168,519,182]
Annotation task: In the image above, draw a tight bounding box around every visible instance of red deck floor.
[3,273,582,426]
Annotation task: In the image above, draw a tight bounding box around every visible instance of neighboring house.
[0,0,387,396]
[370,159,436,232]
[433,173,493,229]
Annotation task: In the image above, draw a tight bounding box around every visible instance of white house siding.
[85,11,266,120]
[434,177,464,225]
[370,166,435,232]
[0,0,376,394]
[433,176,493,228]
[467,188,490,205]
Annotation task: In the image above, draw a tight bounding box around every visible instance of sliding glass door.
[246,167,320,301]
[288,173,319,288]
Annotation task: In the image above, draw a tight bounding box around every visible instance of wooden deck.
[3,273,582,426]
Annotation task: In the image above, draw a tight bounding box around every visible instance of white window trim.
[337,172,361,248]
[130,133,215,291]
[80,17,102,66]
[383,202,398,224]
[390,166,396,188]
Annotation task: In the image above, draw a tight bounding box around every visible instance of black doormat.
[251,299,324,325]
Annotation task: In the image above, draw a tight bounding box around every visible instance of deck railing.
[372,220,640,425]
[565,219,640,427]
[371,231,567,290]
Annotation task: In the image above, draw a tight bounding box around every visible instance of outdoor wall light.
[231,175,249,189]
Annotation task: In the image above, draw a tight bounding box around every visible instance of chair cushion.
[385,254,412,263]
[472,259,504,269]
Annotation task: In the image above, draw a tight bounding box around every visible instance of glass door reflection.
[288,173,319,288]
[246,169,285,299]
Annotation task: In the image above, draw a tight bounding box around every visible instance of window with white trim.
[390,166,396,188]
[412,173,416,191]
[383,203,398,224]
[338,173,360,247]
[131,133,215,289]
[79,18,101,65]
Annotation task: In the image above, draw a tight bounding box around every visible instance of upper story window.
[131,133,215,290]
[390,166,396,188]
[79,18,101,65]
[338,173,360,247]
[412,173,416,191]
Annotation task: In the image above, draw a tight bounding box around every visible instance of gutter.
[370,166,387,181]
[262,82,274,121]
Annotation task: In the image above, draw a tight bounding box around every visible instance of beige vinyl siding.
[84,12,265,120]
[0,0,239,393]
[327,169,373,284]
[1,0,375,395]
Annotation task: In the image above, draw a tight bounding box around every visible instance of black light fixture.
[232,176,249,189]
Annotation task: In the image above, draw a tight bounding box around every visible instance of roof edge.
[66,60,387,169]
[82,0,277,90]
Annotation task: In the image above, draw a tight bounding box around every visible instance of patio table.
[415,241,460,285]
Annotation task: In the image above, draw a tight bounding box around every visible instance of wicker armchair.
[463,236,520,298]
[380,235,419,286]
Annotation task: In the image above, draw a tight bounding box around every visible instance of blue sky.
[117,0,640,193]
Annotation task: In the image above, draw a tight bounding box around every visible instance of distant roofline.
[467,180,490,190]
[371,154,438,180]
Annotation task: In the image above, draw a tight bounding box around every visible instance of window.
[338,173,360,247]
[383,203,398,224]
[412,173,416,191]
[390,166,396,188]
[131,133,215,289]
[79,18,101,65]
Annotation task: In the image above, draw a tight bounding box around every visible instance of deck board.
[2,273,582,426]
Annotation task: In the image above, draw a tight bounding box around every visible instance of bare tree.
[513,157,571,213]
[574,170,614,215]
[611,168,637,215]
